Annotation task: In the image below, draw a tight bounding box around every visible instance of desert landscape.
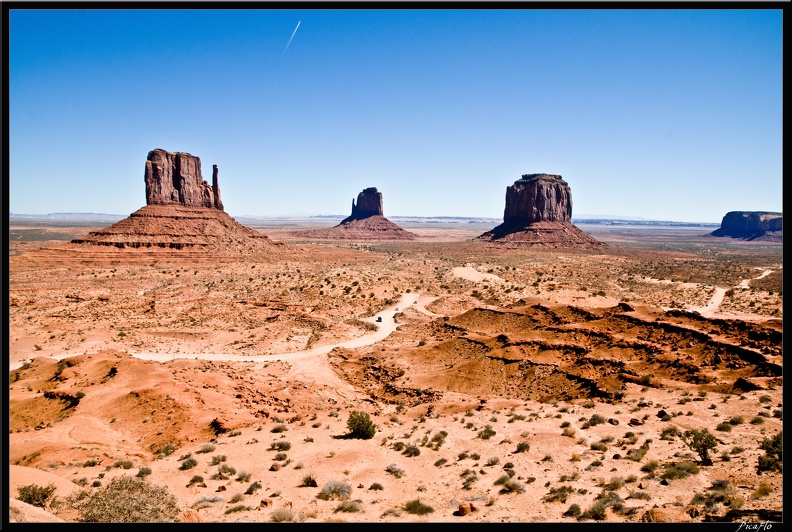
[7,210,783,523]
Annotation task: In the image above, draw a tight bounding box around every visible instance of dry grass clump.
[317,480,352,501]
[69,475,180,522]
[386,464,405,478]
[16,483,57,508]
[404,499,434,515]
[335,500,363,513]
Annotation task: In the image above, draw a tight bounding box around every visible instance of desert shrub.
[179,457,198,470]
[196,443,215,454]
[681,428,717,464]
[494,475,511,486]
[404,499,434,515]
[209,455,227,465]
[335,500,363,513]
[562,427,576,438]
[392,441,406,452]
[428,430,448,450]
[386,464,405,478]
[641,460,660,474]
[563,504,582,518]
[515,442,531,453]
[236,471,252,482]
[317,480,352,501]
[16,483,57,508]
[758,394,772,403]
[486,457,500,466]
[626,442,650,462]
[478,425,496,440]
[369,483,384,491]
[580,499,615,521]
[225,504,251,514]
[301,474,318,487]
[402,445,420,457]
[602,477,625,490]
[245,481,262,495]
[716,422,732,432]
[274,453,288,461]
[590,442,608,452]
[729,416,745,425]
[543,485,574,503]
[269,441,291,451]
[757,431,782,473]
[113,460,134,470]
[228,493,245,503]
[73,475,180,522]
[750,416,765,425]
[270,508,296,522]
[661,460,700,480]
[136,467,152,478]
[347,410,377,439]
[583,414,606,428]
[752,483,773,498]
[434,458,447,467]
[628,491,651,500]
[660,426,680,440]
[271,424,288,433]
[500,479,525,494]
[187,475,204,487]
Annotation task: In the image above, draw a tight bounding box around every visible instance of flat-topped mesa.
[478,173,605,248]
[504,174,571,225]
[145,149,223,210]
[343,187,383,222]
[710,211,782,241]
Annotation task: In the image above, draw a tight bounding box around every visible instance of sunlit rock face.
[478,173,605,248]
[144,149,223,210]
[503,174,572,225]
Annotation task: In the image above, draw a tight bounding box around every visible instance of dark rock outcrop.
[145,149,223,210]
[710,211,782,241]
[478,174,605,248]
[342,187,384,222]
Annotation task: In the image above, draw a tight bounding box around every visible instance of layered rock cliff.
[503,174,572,224]
[479,173,604,248]
[145,149,223,210]
[710,212,782,241]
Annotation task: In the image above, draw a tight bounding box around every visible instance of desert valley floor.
[6,219,783,523]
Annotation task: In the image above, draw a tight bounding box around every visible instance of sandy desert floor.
[6,222,783,523]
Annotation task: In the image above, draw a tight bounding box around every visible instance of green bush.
[73,475,180,522]
[681,428,717,464]
[17,483,57,508]
[661,460,700,480]
[757,431,782,473]
[347,411,377,439]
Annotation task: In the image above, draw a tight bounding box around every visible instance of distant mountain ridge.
[11,212,719,227]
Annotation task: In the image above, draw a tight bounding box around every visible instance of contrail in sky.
[283,21,301,55]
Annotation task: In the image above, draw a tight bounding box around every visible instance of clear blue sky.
[8,7,783,223]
